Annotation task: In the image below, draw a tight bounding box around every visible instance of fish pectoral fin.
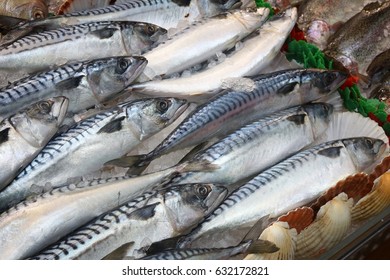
[128,203,159,221]
[178,142,210,164]
[242,215,272,242]
[0,127,10,145]
[55,76,83,91]
[277,82,299,95]
[247,240,279,254]
[144,236,182,256]
[102,242,135,260]
[91,27,117,39]
[97,116,125,134]
[179,160,220,173]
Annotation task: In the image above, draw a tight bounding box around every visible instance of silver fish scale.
[0,63,83,105]
[62,0,169,17]
[29,189,159,260]
[14,109,120,180]
[0,22,123,54]
[1,175,131,216]
[200,141,335,223]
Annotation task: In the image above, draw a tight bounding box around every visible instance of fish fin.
[178,160,219,173]
[312,111,388,146]
[317,91,345,112]
[91,27,117,39]
[102,242,135,260]
[128,203,159,221]
[178,142,209,164]
[242,215,271,242]
[0,127,10,145]
[97,116,125,134]
[247,240,279,254]
[318,146,342,158]
[0,15,27,31]
[104,154,150,175]
[286,114,306,125]
[277,82,299,95]
[145,236,182,256]
[55,76,83,91]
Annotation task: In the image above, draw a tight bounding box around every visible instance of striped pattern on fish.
[0,98,187,211]
[179,137,386,248]
[168,103,334,185]
[29,183,228,260]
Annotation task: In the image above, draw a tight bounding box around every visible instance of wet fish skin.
[0,97,68,190]
[0,21,166,72]
[179,137,386,249]
[167,103,334,186]
[0,56,147,121]
[324,1,390,76]
[0,0,242,46]
[124,68,347,175]
[297,0,379,49]
[0,0,48,20]
[129,7,298,96]
[0,97,188,211]
[28,183,228,260]
[138,7,270,81]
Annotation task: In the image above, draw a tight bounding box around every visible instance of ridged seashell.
[58,0,112,15]
[295,193,353,259]
[352,172,390,222]
[310,172,370,214]
[245,221,297,260]
[277,206,314,233]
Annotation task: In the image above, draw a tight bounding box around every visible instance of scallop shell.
[295,193,353,259]
[352,172,390,222]
[245,221,297,260]
[277,206,314,233]
[57,0,112,14]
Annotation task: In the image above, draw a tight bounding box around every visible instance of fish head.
[229,7,270,30]
[163,183,228,232]
[86,56,147,100]
[304,70,347,99]
[127,22,167,54]
[304,20,331,50]
[343,137,388,172]
[324,49,359,76]
[125,97,188,140]
[302,102,334,137]
[11,0,48,20]
[9,97,68,147]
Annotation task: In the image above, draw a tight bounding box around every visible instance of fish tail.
[104,155,151,175]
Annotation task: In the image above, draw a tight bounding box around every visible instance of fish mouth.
[51,96,69,126]
[173,99,190,120]
[124,56,148,84]
[204,185,228,216]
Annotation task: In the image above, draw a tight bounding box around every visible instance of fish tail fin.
[178,160,220,173]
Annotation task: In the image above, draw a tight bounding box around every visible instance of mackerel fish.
[0,21,166,72]
[138,7,269,81]
[29,183,228,260]
[129,7,298,96]
[179,137,387,248]
[120,68,347,175]
[168,103,334,186]
[0,162,216,260]
[0,97,68,191]
[0,97,188,211]
[0,56,147,122]
[0,0,242,46]
[297,0,381,50]
[324,1,390,76]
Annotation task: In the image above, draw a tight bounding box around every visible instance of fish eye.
[157,100,171,113]
[365,138,374,149]
[38,101,52,113]
[196,185,211,198]
[145,25,157,35]
[34,11,44,19]
[116,58,129,73]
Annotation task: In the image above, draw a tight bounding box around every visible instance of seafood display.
[0,0,389,260]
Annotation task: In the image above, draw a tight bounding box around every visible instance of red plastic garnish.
[368,112,384,126]
[339,75,359,90]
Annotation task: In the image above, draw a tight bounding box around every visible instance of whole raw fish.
[0,56,147,122]
[324,1,390,76]
[0,97,68,190]
[0,21,166,72]
[179,137,386,248]
[0,97,188,211]
[29,183,227,260]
